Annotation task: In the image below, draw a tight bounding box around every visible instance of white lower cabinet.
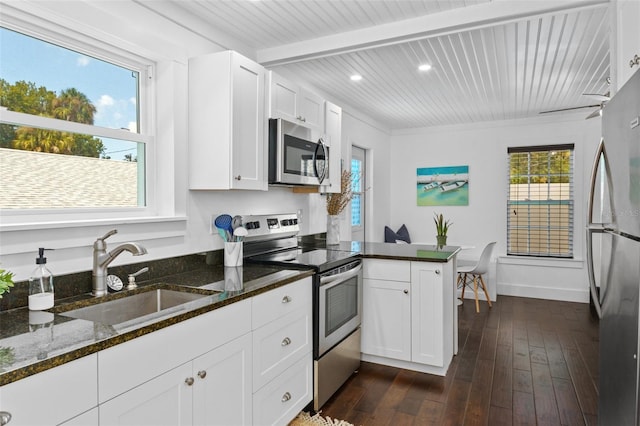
[361,258,456,376]
[410,262,446,367]
[252,307,311,390]
[1,277,313,426]
[193,333,253,426]
[59,407,99,425]
[99,333,252,426]
[98,299,252,426]
[99,362,193,426]
[361,278,411,360]
[251,278,313,425]
[252,354,312,426]
[0,354,98,426]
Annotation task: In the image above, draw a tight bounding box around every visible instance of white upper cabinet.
[189,51,267,190]
[321,101,342,193]
[612,0,640,90]
[268,72,324,132]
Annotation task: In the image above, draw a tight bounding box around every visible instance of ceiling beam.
[256,0,609,66]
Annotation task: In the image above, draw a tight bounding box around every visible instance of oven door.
[317,260,363,357]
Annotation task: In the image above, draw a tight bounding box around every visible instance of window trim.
[0,19,160,226]
[506,144,575,258]
[0,110,150,144]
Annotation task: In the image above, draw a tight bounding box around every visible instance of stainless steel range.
[242,213,362,410]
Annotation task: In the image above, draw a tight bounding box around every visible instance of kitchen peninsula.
[325,241,460,376]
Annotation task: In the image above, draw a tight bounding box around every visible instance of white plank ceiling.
[138,0,611,129]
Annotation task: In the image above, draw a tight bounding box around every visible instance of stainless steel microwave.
[268,118,328,186]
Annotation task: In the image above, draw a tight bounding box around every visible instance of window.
[351,150,365,228]
[0,26,151,212]
[507,144,574,258]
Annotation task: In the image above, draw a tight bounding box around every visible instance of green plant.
[0,268,15,299]
[434,213,452,237]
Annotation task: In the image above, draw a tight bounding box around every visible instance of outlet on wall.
[210,214,216,235]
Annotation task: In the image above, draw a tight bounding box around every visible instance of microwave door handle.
[313,138,328,184]
[320,263,363,286]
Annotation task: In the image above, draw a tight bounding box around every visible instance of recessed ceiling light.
[350,74,363,81]
[418,64,432,72]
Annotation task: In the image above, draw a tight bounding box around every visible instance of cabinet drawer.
[98,299,251,403]
[252,277,311,329]
[252,307,311,391]
[0,354,98,426]
[364,259,410,282]
[253,353,312,426]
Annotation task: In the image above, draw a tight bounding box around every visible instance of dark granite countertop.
[360,241,460,262]
[308,240,460,262]
[0,240,456,386]
[0,263,313,386]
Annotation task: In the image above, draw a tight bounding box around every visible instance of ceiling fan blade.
[539,104,600,114]
[583,92,610,102]
[585,107,603,120]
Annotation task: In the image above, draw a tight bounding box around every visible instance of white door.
[99,363,193,426]
[361,278,411,361]
[193,333,253,426]
[351,146,366,242]
[59,408,99,426]
[231,53,266,190]
[410,263,444,366]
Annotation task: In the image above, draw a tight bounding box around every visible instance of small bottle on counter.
[28,248,54,310]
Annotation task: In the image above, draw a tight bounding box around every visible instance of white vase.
[327,215,340,245]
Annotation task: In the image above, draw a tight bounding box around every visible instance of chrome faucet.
[92,229,147,296]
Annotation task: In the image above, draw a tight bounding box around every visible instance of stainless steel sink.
[58,288,209,325]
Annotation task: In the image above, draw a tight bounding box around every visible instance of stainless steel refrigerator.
[587,68,640,426]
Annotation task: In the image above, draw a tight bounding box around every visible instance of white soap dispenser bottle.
[29,248,54,310]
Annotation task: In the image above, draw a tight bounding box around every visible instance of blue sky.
[0,27,139,159]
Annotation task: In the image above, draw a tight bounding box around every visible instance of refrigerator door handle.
[587,139,606,224]
[586,139,606,319]
[586,226,603,319]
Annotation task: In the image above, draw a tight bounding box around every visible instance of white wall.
[341,112,392,243]
[0,1,390,282]
[389,113,602,302]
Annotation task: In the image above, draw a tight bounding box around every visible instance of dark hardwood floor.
[321,296,600,425]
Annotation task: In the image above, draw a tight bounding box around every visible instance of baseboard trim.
[497,282,589,303]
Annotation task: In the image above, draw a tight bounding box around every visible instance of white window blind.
[507,144,574,258]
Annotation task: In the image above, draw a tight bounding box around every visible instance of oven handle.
[320,263,362,287]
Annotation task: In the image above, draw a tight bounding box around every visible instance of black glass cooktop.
[248,247,360,273]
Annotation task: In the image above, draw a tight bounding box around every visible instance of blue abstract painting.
[417,165,469,206]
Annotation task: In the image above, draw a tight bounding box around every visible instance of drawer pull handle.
[404,289,409,294]
[0,411,12,426]
[435,269,441,275]
[281,392,292,402]
[198,370,207,379]
[185,377,195,386]
[281,337,292,346]
[282,295,292,303]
